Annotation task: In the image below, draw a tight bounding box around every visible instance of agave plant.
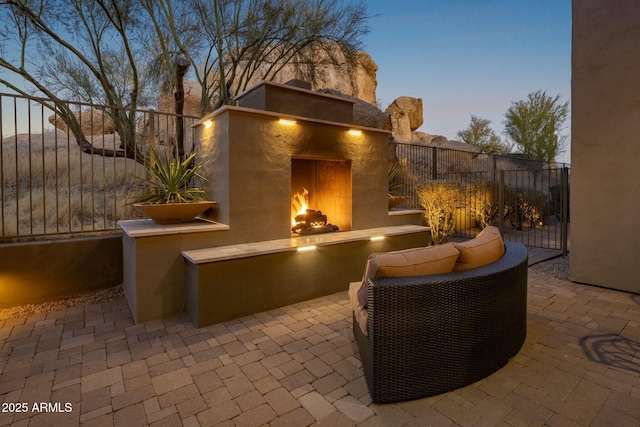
[135,146,207,204]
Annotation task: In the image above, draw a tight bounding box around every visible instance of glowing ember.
[292,188,309,226]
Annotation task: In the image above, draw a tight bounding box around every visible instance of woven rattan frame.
[353,242,528,403]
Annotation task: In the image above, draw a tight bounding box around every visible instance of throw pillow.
[453,226,505,271]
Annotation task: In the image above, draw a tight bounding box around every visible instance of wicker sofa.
[352,241,528,403]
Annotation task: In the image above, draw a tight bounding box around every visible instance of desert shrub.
[417,181,463,244]
[505,187,549,229]
[465,181,501,229]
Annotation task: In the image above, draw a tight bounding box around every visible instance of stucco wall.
[0,236,122,308]
[571,0,640,293]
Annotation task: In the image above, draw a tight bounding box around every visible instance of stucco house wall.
[571,0,640,293]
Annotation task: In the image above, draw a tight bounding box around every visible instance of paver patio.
[1,266,639,426]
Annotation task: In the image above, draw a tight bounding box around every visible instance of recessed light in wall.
[370,236,385,241]
[297,245,317,252]
[348,129,362,136]
[204,120,213,128]
[279,118,297,125]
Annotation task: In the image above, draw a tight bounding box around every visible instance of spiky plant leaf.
[134,146,208,204]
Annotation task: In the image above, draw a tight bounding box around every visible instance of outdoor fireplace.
[291,157,352,235]
[122,80,430,326]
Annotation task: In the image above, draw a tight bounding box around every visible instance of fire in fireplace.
[291,157,352,236]
[291,188,339,235]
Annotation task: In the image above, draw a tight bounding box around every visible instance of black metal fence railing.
[390,142,570,252]
[0,93,199,242]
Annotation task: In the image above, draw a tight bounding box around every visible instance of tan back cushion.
[357,243,460,307]
[453,226,505,271]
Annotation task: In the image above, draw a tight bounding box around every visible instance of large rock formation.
[241,49,378,106]
[385,96,423,143]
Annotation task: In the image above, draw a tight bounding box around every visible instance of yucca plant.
[134,146,207,204]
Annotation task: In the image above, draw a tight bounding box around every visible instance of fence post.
[149,110,156,150]
[148,110,156,188]
[431,146,438,180]
[498,170,505,236]
[561,167,569,256]
[492,155,497,182]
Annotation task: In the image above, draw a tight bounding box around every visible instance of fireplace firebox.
[291,157,352,235]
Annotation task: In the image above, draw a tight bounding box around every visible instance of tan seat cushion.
[356,243,460,308]
[453,226,505,271]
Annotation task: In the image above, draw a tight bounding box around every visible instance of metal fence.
[390,142,570,252]
[0,93,199,242]
[1,95,570,249]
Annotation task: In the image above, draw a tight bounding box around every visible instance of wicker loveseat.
[352,241,528,403]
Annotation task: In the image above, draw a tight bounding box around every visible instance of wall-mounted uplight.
[297,245,317,252]
[348,129,362,136]
[370,236,385,241]
[279,118,297,126]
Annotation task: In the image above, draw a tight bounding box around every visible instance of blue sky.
[362,0,572,163]
[1,1,572,162]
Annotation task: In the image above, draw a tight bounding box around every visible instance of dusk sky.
[363,0,572,163]
[1,1,573,163]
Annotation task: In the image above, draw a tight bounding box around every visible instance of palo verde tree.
[0,0,369,161]
[186,0,370,112]
[456,115,510,154]
[0,0,160,160]
[503,90,569,165]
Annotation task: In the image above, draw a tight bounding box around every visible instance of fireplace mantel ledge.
[118,219,229,238]
[182,225,430,264]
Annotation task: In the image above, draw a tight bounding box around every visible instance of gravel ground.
[0,256,571,322]
[0,285,123,322]
[530,255,570,280]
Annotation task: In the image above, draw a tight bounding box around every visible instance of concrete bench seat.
[182,225,430,327]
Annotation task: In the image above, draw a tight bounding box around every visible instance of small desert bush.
[505,187,549,229]
[465,181,501,229]
[417,181,463,244]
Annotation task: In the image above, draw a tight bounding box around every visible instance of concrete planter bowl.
[133,201,216,225]
[388,195,407,209]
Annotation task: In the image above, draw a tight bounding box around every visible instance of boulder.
[385,96,423,143]
[409,132,483,153]
[243,48,378,105]
[388,109,412,143]
[385,97,423,131]
[48,111,116,136]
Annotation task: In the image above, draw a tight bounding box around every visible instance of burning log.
[295,209,327,226]
[292,209,339,235]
